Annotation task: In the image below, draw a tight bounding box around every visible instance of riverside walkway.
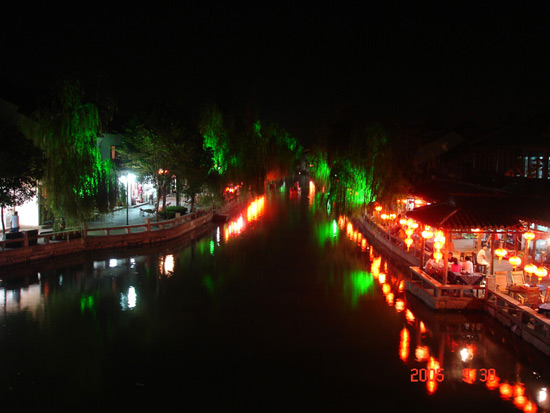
[0,196,233,267]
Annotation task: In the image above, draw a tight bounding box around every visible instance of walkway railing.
[410,267,486,299]
[0,210,211,252]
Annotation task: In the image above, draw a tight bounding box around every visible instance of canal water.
[1,185,548,411]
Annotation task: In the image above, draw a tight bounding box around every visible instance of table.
[506,285,541,301]
[449,272,483,285]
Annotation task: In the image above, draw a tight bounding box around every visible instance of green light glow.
[344,270,374,307]
[203,275,215,295]
[210,240,215,256]
[80,294,95,314]
[314,220,339,247]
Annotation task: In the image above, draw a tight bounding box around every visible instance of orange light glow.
[395,299,405,312]
[361,239,367,251]
[509,255,522,269]
[415,346,429,362]
[514,384,525,398]
[398,281,405,293]
[405,238,413,250]
[486,374,500,391]
[495,247,508,262]
[386,292,394,306]
[420,321,427,334]
[535,266,548,280]
[426,357,441,394]
[405,309,415,324]
[371,257,381,278]
[399,328,409,362]
[514,396,527,409]
[382,283,391,294]
[433,252,443,261]
[375,206,382,212]
[379,273,386,284]
[500,383,513,400]
[463,368,476,384]
[524,263,537,276]
[421,230,433,239]
[523,401,537,413]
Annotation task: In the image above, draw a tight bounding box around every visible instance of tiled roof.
[405,196,528,230]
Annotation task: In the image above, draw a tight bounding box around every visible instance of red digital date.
[410,368,444,382]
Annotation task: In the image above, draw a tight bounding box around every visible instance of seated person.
[450,257,461,273]
[477,244,491,271]
[424,254,437,274]
[461,256,474,274]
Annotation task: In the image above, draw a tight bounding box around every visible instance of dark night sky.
[2,1,550,143]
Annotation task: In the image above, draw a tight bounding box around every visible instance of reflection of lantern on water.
[462,368,476,384]
[398,280,405,293]
[399,328,409,362]
[426,357,440,395]
[405,309,415,323]
[415,346,429,362]
[513,395,527,409]
[500,383,513,400]
[485,373,499,390]
[395,298,405,311]
[524,401,537,413]
[371,257,381,278]
[382,283,391,294]
[379,273,386,284]
[361,239,367,251]
[419,321,427,334]
[386,292,394,306]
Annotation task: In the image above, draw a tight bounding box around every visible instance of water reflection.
[0,195,549,410]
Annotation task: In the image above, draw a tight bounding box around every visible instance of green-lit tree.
[0,121,44,237]
[23,81,115,228]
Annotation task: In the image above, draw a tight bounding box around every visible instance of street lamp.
[119,172,136,226]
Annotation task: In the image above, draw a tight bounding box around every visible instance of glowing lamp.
[523,231,535,248]
[421,230,433,239]
[524,263,537,283]
[405,237,413,250]
[405,228,414,237]
[410,222,419,229]
[495,247,507,262]
[524,263,537,274]
[375,206,382,212]
[535,266,548,281]
[399,219,407,225]
[508,255,521,270]
[433,251,443,261]
[381,213,388,220]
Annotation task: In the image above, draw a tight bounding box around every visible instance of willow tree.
[0,121,44,236]
[26,82,114,227]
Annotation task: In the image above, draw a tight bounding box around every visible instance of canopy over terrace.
[405,195,546,284]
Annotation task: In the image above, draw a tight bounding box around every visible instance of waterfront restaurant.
[403,194,550,310]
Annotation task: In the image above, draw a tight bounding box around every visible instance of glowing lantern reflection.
[399,328,409,362]
[500,383,513,400]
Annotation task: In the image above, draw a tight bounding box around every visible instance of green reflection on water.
[80,294,95,314]
[210,240,215,256]
[314,219,339,247]
[344,270,374,307]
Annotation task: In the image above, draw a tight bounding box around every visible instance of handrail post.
[23,231,29,247]
[146,218,151,232]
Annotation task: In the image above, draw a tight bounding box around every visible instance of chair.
[494,272,508,292]
[511,271,525,286]
[485,275,496,290]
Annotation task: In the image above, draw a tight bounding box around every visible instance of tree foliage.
[0,121,44,234]
[24,81,115,226]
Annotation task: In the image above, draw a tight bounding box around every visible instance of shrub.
[158,205,188,219]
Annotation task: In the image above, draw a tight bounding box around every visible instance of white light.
[216,227,221,244]
[128,173,136,183]
[539,388,547,403]
[109,259,117,268]
[59,275,63,286]
[119,175,127,185]
[128,286,136,309]
[460,348,469,362]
